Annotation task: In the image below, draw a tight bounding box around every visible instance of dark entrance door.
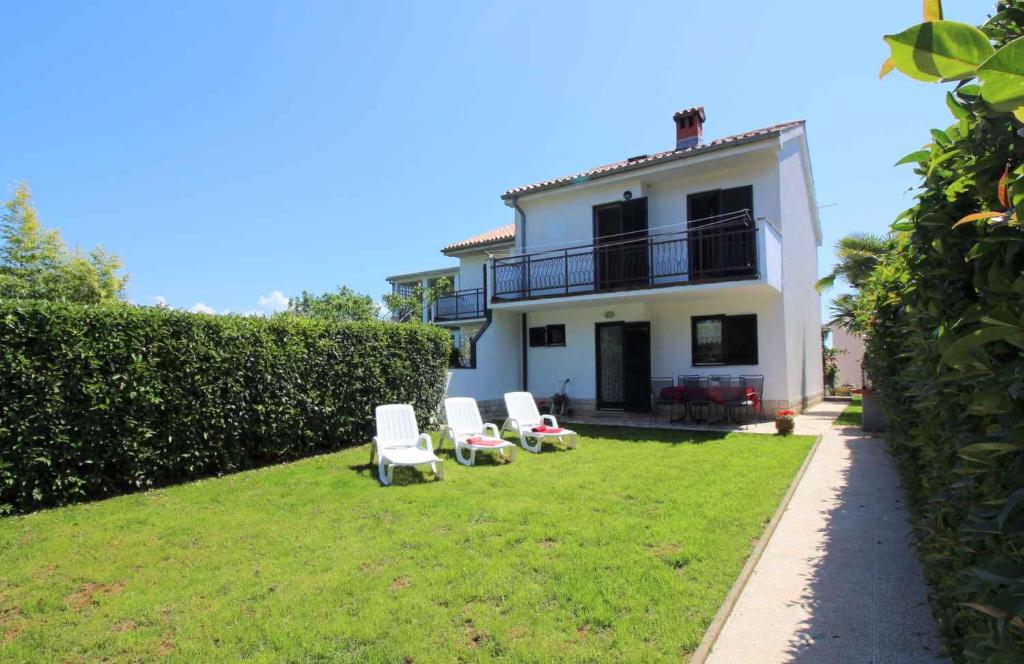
[686,185,756,280]
[595,321,652,412]
[594,198,648,290]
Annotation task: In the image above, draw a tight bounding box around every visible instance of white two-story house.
[388,107,824,418]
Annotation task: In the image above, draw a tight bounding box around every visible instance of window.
[686,186,757,279]
[691,314,758,365]
[546,324,566,347]
[529,327,548,347]
[529,324,567,347]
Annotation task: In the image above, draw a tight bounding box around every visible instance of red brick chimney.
[673,107,705,150]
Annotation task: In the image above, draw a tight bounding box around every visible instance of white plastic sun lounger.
[500,391,578,454]
[371,404,444,486]
[442,397,516,466]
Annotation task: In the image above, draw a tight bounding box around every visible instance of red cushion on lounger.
[465,436,503,447]
[531,425,565,434]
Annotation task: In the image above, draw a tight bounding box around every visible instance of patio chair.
[371,404,444,486]
[709,375,732,388]
[442,397,516,466]
[682,376,711,423]
[500,391,578,453]
[650,377,679,423]
[732,375,765,421]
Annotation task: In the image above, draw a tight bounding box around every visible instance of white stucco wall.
[446,310,521,402]
[442,127,823,410]
[829,325,864,388]
[457,253,487,291]
[649,291,788,403]
[524,301,649,401]
[516,289,786,404]
[516,145,781,254]
[778,133,824,405]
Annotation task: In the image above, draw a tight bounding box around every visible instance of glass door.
[595,321,651,412]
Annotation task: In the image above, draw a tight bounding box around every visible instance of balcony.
[491,220,762,303]
[434,288,486,321]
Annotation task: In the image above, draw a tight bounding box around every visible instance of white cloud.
[189,302,216,315]
[256,290,289,316]
[153,296,169,308]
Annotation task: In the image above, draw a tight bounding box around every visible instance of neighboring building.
[829,324,865,389]
[387,226,515,368]
[388,107,824,417]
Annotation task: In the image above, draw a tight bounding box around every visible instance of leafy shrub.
[0,300,450,513]
[862,3,1024,660]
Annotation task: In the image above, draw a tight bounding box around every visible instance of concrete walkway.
[704,401,947,663]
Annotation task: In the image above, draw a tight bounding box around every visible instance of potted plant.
[855,367,886,433]
[775,409,795,435]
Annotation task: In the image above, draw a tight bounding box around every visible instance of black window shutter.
[724,314,758,365]
[529,327,548,347]
[622,198,648,236]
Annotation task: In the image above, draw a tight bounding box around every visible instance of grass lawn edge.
[0,428,817,661]
[688,432,825,664]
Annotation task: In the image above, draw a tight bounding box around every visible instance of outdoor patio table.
[703,386,735,423]
[659,386,687,422]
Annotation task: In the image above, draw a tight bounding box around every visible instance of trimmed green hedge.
[0,301,451,513]
[858,6,1024,658]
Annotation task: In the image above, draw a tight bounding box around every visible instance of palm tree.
[815,232,892,292]
[826,293,860,332]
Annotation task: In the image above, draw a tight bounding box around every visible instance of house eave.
[386,266,459,284]
[441,239,515,257]
[500,128,788,203]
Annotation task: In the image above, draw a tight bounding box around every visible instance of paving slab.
[703,401,947,664]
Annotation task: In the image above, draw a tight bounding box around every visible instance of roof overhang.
[386,266,459,283]
[441,239,515,257]
[501,125,795,203]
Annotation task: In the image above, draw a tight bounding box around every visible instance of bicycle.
[550,378,572,416]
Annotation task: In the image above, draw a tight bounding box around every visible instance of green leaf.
[930,128,951,146]
[978,37,1024,111]
[957,442,1019,458]
[996,488,1024,530]
[883,21,994,82]
[945,91,969,119]
[940,325,1024,366]
[895,149,931,166]
[957,83,982,98]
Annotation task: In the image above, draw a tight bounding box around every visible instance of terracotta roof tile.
[442,223,515,253]
[501,120,804,199]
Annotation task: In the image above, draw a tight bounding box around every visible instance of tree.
[283,286,378,323]
[0,183,127,303]
[814,232,892,292]
[381,278,452,323]
[825,292,860,333]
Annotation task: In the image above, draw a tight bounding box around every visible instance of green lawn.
[836,396,863,428]
[0,427,813,663]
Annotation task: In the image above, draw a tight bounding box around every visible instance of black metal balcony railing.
[491,223,758,302]
[434,288,486,321]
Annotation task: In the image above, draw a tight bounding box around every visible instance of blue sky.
[1,1,985,316]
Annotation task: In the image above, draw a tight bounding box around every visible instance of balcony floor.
[489,277,774,312]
